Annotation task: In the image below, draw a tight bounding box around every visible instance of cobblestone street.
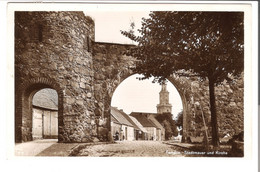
[15,139,233,157]
[76,141,189,157]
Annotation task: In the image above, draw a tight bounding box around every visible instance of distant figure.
[123,135,125,140]
[115,131,119,141]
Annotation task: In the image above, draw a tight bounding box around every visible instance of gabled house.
[147,114,166,141]
[130,112,166,141]
[129,116,148,140]
[130,112,162,141]
[110,107,136,141]
[118,110,145,141]
[110,113,122,141]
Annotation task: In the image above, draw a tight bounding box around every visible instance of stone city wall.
[92,42,136,141]
[180,74,244,139]
[15,11,97,142]
[15,11,244,143]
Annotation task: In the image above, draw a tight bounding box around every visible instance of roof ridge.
[111,107,134,127]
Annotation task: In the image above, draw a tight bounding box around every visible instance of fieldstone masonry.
[15,11,244,143]
[15,11,96,143]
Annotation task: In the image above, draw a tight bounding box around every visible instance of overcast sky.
[111,74,183,118]
[83,12,183,118]
[84,11,150,44]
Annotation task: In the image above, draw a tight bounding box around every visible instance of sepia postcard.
[2,1,258,172]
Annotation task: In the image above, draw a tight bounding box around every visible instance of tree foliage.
[121,12,244,147]
[121,12,243,83]
[175,110,183,128]
[155,113,178,139]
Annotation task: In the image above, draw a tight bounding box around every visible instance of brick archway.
[15,77,64,142]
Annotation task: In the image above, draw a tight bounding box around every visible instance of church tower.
[157,82,172,114]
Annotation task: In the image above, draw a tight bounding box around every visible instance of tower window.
[29,24,43,42]
[38,24,43,42]
[87,37,91,52]
[84,36,92,52]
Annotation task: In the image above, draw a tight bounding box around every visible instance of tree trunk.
[208,77,219,148]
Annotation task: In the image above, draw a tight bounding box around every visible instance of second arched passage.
[108,74,185,141]
[15,77,64,143]
[92,42,237,143]
[32,88,58,140]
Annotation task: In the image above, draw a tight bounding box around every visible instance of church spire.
[157,82,172,114]
[161,82,167,91]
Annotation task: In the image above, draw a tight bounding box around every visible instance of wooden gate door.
[50,111,58,137]
[32,108,43,139]
[43,111,58,139]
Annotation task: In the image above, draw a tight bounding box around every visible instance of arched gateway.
[15,11,244,143]
[15,78,63,142]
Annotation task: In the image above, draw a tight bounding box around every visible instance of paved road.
[15,140,187,157]
[77,141,189,157]
[15,139,83,156]
[15,139,58,156]
[14,140,231,157]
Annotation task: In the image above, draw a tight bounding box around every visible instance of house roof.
[110,107,134,127]
[148,115,164,130]
[119,111,141,130]
[147,118,161,129]
[32,88,58,110]
[129,116,148,133]
[111,115,120,124]
[130,112,158,128]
